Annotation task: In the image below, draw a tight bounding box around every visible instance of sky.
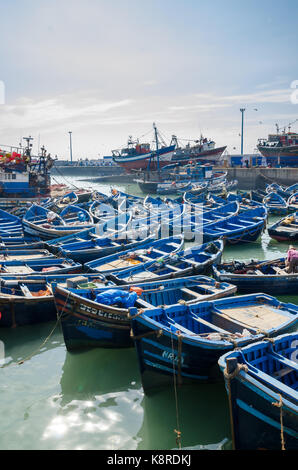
[0,0,297,160]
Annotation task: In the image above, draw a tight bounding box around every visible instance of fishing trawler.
[171,135,227,165]
[257,122,298,167]
[112,123,176,172]
[0,137,54,207]
[112,124,227,172]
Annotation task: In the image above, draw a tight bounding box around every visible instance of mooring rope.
[272,394,286,450]
[170,330,182,450]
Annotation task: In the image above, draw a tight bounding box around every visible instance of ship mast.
[153,122,160,173]
[23,136,34,164]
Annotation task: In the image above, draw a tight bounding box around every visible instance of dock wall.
[225,167,298,189]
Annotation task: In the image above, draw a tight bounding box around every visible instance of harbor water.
[0,176,297,451]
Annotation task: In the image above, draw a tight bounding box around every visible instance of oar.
[255,258,284,268]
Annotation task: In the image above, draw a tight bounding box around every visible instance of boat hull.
[173,146,227,164]
[0,297,55,327]
[55,288,132,350]
[54,275,236,351]
[131,316,242,393]
[213,268,298,295]
[114,145,226,172]
[223,374,298,450]
[113,146,176,172]
[218,334,298,450]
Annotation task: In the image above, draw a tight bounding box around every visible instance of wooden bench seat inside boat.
[2,266,35,274]
[191,315,230,335]
[214,304,289,331]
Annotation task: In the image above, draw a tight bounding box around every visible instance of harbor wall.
[51,165,125,177]
[225,167,298,189]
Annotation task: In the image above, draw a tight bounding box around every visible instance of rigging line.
[52,163,80,190]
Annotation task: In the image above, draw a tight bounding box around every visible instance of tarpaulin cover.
[95,289,138,308]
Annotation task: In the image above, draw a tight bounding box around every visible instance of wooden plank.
[272,267,287,275]
[219,305,288,330]
[2,266,34,274]
[273,367,293,378]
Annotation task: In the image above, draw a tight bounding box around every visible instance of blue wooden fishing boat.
[218,333,298,450]
[118,197,149,220]
[226,193,264,212]
[60,204,94,225]
[213,257,298,295]
[287,192,298,212]
[45,213,133,254]
[156,181,192,195]
[265,183,290,199]
[52,191,79,211]
[54,275,237,350]
[0,234,43,248]
[23,204,67,239]
[183,192,224,212]
[263,191,288,215]
[108,239,224,285]
[187,181,208,196]
[208,179,237,196]
[168,201,239,241]
[202,206,267,244]
[251,189,267,203]
[85,235,184,274]
[266,182,284,193]
[0,257,81,276]
[56,226,160,264]
[0,208,23,236]
[268,212,298,242]
[0,248,55,262]
[74,188,94,203]
[110,189,145,205]
[143,195,183,213]
[286,183,298,194]
[91,190,114,204]
[23,204,122,240]
[88,200,117,223]
[0,273,111,327]
[130,293,298,393]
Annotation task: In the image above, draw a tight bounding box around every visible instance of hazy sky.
[0,0,297,159]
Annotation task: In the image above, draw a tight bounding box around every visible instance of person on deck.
[285,245,298,273]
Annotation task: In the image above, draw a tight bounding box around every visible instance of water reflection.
[0,321,64,367]
[60,348,141,403]
[135,382,231,450]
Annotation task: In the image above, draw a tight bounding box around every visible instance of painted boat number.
[162,350,184,364]
[79,303,125,322]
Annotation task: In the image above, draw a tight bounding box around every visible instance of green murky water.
[0,177,296,450]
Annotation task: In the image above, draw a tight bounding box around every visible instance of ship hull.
[113,145,226,172]
[172,146,227,164]
[113,145,176,172]
[257,144,298,166]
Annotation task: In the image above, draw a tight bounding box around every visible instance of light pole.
[69,131,73,163]
[240,108,245,156]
